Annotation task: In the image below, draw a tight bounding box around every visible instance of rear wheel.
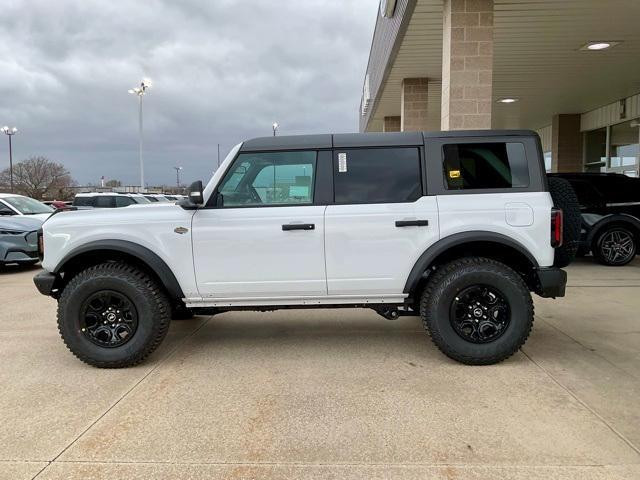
[420,257,533,365]
[593,226,637,266]
[57,262,171,368]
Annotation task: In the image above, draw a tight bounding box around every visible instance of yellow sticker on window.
[449,169,461,179]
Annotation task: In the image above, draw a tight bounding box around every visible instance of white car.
[0,193,53,221]
[34,131,579,368]
[72,192,151,209]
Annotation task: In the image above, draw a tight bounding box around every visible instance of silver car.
[0,216,42,266]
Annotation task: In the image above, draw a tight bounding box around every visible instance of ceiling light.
[581,41,620,51]
[498,98,518,104]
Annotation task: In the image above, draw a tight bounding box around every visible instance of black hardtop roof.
[239,130,539,152]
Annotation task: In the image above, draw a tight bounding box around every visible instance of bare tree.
[105,179,122,187]
[0,156,76,200]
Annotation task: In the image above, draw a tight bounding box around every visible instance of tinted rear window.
[443,142,529,190]
[333,148,422,204]
[73,196,94,207]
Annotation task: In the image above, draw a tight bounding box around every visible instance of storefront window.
[584,127,607,172]
[610,120,639,170]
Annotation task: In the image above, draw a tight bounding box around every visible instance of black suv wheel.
[593,226,637,266]
[57,262,171,368]
[420,257,533,365]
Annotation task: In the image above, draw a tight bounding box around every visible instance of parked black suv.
[548,172,640,266]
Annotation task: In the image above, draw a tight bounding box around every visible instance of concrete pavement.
[1,259,639,479]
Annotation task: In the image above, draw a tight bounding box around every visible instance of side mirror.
[187,181,204,205]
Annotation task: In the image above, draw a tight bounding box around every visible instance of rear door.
[324,146,439,297]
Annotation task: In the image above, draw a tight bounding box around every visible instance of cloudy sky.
[0,0,375,187]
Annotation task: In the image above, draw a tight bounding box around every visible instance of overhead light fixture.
[497,98,519,104]
[580,41,620,51]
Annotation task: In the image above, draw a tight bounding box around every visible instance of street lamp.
[1,126,18,193]
[173,166,183,188]
[128,78,152,192]
[272,122,278,136]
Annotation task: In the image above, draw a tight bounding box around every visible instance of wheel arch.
[404,232,539,297]
[586,214,640,246]
[52,240,184,300]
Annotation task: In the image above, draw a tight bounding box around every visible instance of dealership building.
[359,0,640,176]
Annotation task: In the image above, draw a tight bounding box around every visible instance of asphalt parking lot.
[1,259,639,479]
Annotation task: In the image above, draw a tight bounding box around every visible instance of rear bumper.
[535,267,567,298]
[33,270,58,297]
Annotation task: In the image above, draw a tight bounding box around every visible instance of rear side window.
[443,142,529,190]
[73,196,94,207]
[115,196,135,207]
[333,148,422,204]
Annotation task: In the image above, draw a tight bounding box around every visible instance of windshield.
[132,196,151,204]
[3,196,54,215]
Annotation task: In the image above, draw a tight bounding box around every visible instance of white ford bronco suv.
[34,131,579,368]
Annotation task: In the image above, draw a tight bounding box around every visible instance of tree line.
[0,156,76,200]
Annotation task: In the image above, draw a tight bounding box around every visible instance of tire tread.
[57,262,170,368]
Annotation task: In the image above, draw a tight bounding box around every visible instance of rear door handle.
[282,223,315,231]
[395,220,429,227]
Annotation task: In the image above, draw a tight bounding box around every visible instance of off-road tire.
[593,225,637,266]
[420,257,534,365]
[548,176,581,267]
[57,262,171,368]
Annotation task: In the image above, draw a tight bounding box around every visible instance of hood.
[0,216,43,232]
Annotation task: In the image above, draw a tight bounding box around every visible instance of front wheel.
[420,257,534,365]
[57,262,171,368]
[593,226,637,266]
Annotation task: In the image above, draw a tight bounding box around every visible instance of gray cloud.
[0,0,375,186]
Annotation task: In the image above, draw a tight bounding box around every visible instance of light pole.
[173,166,183,189]
[1,126,18,193]
[128,78,152,192]
[272,122,278,136]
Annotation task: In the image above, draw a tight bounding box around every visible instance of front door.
[192,150,327,299]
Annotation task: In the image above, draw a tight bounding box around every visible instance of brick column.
[441,0,494,130]
[401,78,429,132]
[551,114,583,172]
[383,116,401,132]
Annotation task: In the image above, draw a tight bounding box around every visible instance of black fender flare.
[586,213,640,246]
[53,239,184,299]
[403,231,539,294]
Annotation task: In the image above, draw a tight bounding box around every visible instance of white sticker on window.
[338,152,347,172]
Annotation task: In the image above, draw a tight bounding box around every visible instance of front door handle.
[395,220,429,227]
[282,223,315,231]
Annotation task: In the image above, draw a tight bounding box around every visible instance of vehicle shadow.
[0,263,41,275]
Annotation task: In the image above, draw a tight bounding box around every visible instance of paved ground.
[1,258,639,480]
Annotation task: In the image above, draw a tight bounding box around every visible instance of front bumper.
[535,267,567,298]
[33,270,58,297]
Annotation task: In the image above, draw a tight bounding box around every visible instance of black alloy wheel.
[596,227,636,266]
[450,285,510,344]
[80,290,138,347]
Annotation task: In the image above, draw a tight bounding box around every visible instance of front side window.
[333,148,422,204]
[94,196,114,208]
[218,151,316,207]
[443,142,529,190]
